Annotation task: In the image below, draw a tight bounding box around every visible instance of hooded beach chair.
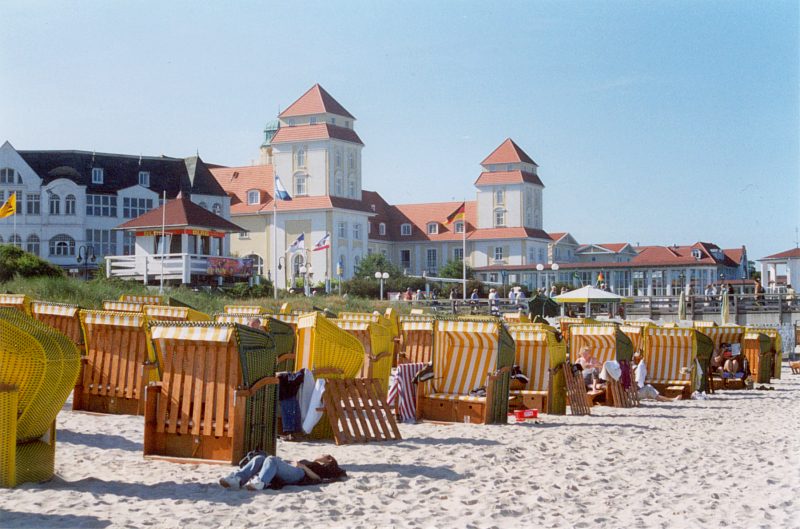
[748,328,782,380]
[143,305,210,322]
[417,317,514,424]
[701,326,745,390]
[30,301,84,348]
[0,308,80,487]
[742,332,773,384]
[120,294,168,305]
[398,315,436,364]
[692,321,717,329]
[0,294,31,314]
[224,305,264,315]
[332,319,393,394]
[102,300,145,313]
[642,327,699,398]
[558,317,596,346]
[74,310,157,415]
[620,324,647,354]
[144,322,281,464]
[569,324,637,407]
[503,312,531,324]
[506,323,567,414]
[214,314,296,372]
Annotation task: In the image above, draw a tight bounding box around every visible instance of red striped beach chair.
[417,318,514,424]
[643,327,698,398]
[507,323,567,414]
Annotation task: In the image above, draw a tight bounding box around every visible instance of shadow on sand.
[0,510,110,529]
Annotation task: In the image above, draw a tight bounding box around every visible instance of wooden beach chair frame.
[398,315,436,365]
[30,301,84,348]
[569,324,637,407]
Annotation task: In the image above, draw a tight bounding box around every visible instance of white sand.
[2,367,799,529]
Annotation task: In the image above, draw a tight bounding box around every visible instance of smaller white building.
[759,248,800,290]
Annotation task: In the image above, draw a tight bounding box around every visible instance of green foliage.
[438,259,474,280]
[0,244,63,282]
[226,281,274,299]
[353,253,401,280]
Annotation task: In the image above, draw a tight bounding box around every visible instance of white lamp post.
[374,271,389,300]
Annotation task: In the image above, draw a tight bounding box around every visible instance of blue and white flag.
[288,233,305,253]
[274,175,292,201]
[313,233,331,251]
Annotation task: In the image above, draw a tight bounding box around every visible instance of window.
[454,247,464,261]
[345,120,351,129]
[9,234,21,248]
[335,150,342,169]
[331,117,336,125]
[49,193,60,215]
[86,229,116,256]
[538,248,546,262]
[506,164,514,171]
[379,223,386,236]
[247,190,260,205]
[123,197,153,218]
[296,148,305,167]
[495,189,505,205]
[454,220,464,234]
[427,222,438,235]
[49,234,75,256]
[309,117,317,125]
[337,221,347,239]
[0,167,19,184]
[348,151,354,170]
[286,118,295,126]
[92,167,104,184]
[692,249,702,259]
[138,171,150,187]
[26,234,40,256]
[426,248,437,274]
[354,255,361,269]
[401,223,412,236]
[238,231,250,240]
[494,247,504,261]
[86,194,118,217]
[400,250,411,269]
[353,223,362,240]
[494,209,506,227]
[335,173,343,196]
[212,203,222,216]
[348,179,356,198]
[26,194,40,215]
[367,222,371,234]
[65,194,76,215]
[295,175,307,196]
[123,232,136,255]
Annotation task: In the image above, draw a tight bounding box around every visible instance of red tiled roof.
[597,243,630,252]
[474,170,544,187]
[761,247,800,260]
[723,248,745,263]
[271,123,363,145]
[279,84,355,119]
[117,196,243,232]
[467,227,551,241]
[481,138,537,166]
[548,232,568,242]
[387,201,477,241]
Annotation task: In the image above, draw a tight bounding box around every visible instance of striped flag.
[274,175,292,201]
[313,233,331,251]
[0,193,17,218]
[288,233,304,253]
[445,202,465,225]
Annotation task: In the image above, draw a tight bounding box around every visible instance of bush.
[0,244,63,282]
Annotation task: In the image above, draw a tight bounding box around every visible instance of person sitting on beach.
[575,346,602,391]
[220,453,346,491]
[711,343,741,377]
[248,317,262,329]
[633,352,681,402]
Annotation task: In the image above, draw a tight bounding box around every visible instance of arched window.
[49,234,76,256]
[26,235,40,255]
[292,254,304,278]
[295,174,307,196]
[212,203,222,216]
[494,208,506,227]
[296,148,305,167]
[49,193,60,215]
[379,223,386,236]
[10,234,21,248]
[65,194,76,215]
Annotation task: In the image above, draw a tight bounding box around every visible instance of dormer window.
[379,223,386,236]
[212,203,222,216]
[507,164,514,171]
[401,223,412,236]
[345,120,351,129]
[286,118,295,126]
[92,167,104,184]
[310,117,317,125]
[247,190,260,205]
[138,171,150,187]
[692,249,702,259]
[454,221,464,234]
[331,117,336,125]
[427,222,439,235]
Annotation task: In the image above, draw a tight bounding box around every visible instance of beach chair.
[742,332,772,384]
[332,319,393,394]
[120,294,168,305]
[223,305,264,315]
[748,328,782,380]
[620,324,647,354]
[398,315,436,364]
[692,321,717,329]
[569,324,636,406]
[0,308,80,487]
[417,317,514,424]
[214,314,296,372]
[74,310,157,415]
[143,305,210,322]
[558,317,596,346]
[503,312,531,324]
[0,294,31,314]
[30,301,84,347]
[506,323,567,414]
[702,326,745,390]
[642,327,699,398]
[102,300,145,313]
[144,322,281,464]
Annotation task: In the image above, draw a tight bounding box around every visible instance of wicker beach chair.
[0,294,31,314]
[742,332,773,384]
[0,308,80,487]
[30,301,84,348]
[748,328,782,380]
[144,322,280,464]
[398,315,436,364]
[74,310,157,415]
[620,324,647,354]
[642,327,699,398]
[569,324,637,407]
[558,317,596,346]
[417,317,514,424]
[213,314,296,371]
[692,321,717,329]
[506,323,567,414]
[143,305,210,322]
[332,319,393,394]
[503,312,531,324]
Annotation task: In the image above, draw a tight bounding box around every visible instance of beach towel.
[302,379,326,434]
[387,362,426,423]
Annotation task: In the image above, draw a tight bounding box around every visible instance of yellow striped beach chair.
[102,300,145,313]
[643,327,698,398]
[0,308,80,487]
[143,305,210,322]
[507,323,566,414]
[223,305,264,315]
[569,324,637,406]
[692,320,717,329]
[0,294,31,314]
[748,328,782,380]
[503,312,531,324]
[620,324,647,354]
[75,310,156,415]
[30,301,84,347]
[417,317,514,424]
[144,322,280,464]
[558,317,596,345]
[119,294,168,305]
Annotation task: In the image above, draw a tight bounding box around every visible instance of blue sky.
[1,0,797,261]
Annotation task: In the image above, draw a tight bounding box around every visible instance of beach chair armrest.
[235,376,279,398]
[277,353,295,364]
[313,367,344,377]
[370,351,392,363]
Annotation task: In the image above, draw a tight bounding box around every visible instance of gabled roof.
[480,138,537,166]
[474,170,544,187]
[549,232,568,242]
[278,84,355,119]
[467,227,551,241]
[387,201,477,242]
[117,195,243,232]
[760,247,800,260]
[270,124,364,145]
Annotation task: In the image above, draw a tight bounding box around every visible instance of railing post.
[182,254,191,284]
[106,258,111,279]
[143,256,149,285]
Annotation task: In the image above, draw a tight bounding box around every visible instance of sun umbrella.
[552,286,632,318]
[677,291,687,321]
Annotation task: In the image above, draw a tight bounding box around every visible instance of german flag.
[445,202,465,225]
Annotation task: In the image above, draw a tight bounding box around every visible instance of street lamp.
[76,245,96,280]
[374,271,389,300]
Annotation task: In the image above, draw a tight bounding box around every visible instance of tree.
[439,259,474,280]
[353,253,401,280]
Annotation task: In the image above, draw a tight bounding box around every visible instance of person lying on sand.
[220,453,346,491]
[633,352,681,402]
[575,346,603,391]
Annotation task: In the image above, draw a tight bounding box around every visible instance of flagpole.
[462,199,467,301]
[159,190,166,294]
[272,192,278,300]
[13,192,17,244]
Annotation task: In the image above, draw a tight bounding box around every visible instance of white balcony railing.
[105,253,213,284]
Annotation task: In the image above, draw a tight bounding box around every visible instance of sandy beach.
[1,366,798,529]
